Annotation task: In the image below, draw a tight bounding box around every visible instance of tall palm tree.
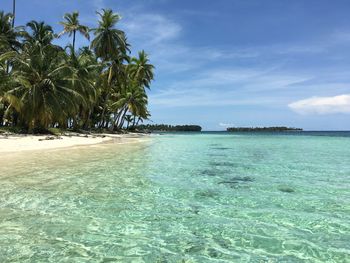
[0,11,22,51]
[90,9,129,128]
[90,9,127,60]
[0,8,155,131]
[23,20,56,46]
[59,12,90,52]
[64,45,98,129]
[0,11,22,76]
[129,50,154,89]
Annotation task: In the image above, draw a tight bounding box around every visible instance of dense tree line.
[135,124,202,132]
[227,127,302,132]
[0,7,154,132]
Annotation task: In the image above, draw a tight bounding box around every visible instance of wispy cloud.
[288,94,350,115]
[123,14,181,45]
[150,86,281,107]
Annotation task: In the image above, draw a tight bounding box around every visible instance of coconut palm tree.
[64,45,99,129]
[0,11,22,52]
[90,9,129,128]
[129,50,154,89]
[23,20,56,46]
[59,12,90,52]
[2,33,83,129]
[0,8,155,131]
[90,9,127,60]
[113,84,148,129]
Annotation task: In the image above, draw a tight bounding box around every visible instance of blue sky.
[2,0,350,130]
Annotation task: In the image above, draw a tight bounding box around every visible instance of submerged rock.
[209,161,236,167]
[278,187,295,193]
[218,176,254,186]
[212,147,231,150]
[201,169,218,176]
[207,153,226,157]
[195,189,218,198]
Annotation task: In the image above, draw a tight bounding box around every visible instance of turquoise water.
[0,133,349,262]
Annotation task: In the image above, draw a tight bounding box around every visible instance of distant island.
[135,124,202,132]
[227,126,303,132]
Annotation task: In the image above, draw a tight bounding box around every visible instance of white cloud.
[288,94,350,114]
[150,87,279,107]
[123,14,181,45]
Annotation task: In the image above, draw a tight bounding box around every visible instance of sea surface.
[0,132,349,262]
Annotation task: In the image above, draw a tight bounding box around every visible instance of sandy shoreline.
[0,133,150,153]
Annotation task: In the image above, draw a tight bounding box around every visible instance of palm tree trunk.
[99,67,113,128]
[6,0,16,74]
[12,0,16,28]
[118,107,128,129]
[113,108,123,128]
[72,30,76,52]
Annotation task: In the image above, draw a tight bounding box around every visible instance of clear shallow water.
[0,133,349,262]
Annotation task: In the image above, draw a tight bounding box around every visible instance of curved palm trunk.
[118,107,128,129]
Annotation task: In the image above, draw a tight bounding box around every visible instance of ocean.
[0,132,349,262]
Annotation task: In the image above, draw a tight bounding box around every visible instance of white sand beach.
[0,133,150,153]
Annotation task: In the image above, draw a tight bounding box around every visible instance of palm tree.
[64,45,98,129]
[90,9,127,60]
[23,20,56,46]
[2,31,84,129]
[0,11,22,51]
[0,11,22,77]
[113,84,148,129]
[90,9,129,128]
[0,8,155,131]
[59,12,90,52]
[129,50,154,89]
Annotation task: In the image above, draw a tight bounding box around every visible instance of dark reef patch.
[218,176,254,185]
[211,147,231,150]
[195,189,218,198]
[201,169,219,176]
[278,187,295,193]
[207,153,226,157]
[209,161,236,167]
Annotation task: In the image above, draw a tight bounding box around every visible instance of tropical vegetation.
[0,7,154,133]
[227,127,302,132]
[136,124,202,132]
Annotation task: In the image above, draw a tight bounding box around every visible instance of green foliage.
[136,124,202,132]
[227,126,302,132]
[59,11,90,51]
[0,8,154,133]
